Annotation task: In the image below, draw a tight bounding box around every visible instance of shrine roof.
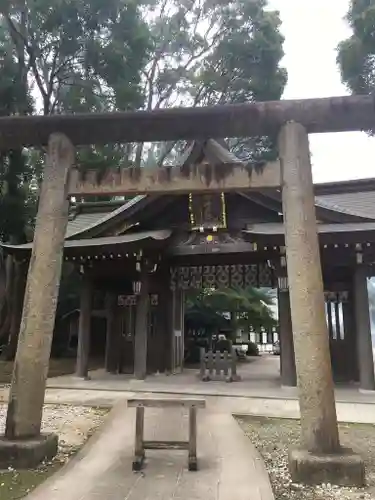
[63,177,375,240]
[245,221,375,235]
[66,195,153,239]
[315,191,375,220]
[1,229,172,254]
[178,139,242,167]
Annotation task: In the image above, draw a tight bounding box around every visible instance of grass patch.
[0,406,109,499]
[0,462,62,500]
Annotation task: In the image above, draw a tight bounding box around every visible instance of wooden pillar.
[104,291,119,374]
[172,288,184,373]
[5,133,74,440]
[278,284,296,387]
[163,269,173,373]
[76,274,92,379]
[353,265,375,391]
[134,265,150,380]
[342,296,359,382]
[279,121,340,453]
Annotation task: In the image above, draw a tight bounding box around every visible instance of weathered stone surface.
[279,121,340,453]
[0,433,58,469]
[289,447,365,487]
[2,95,375,149]
[68,161,281,196]
[5,133,74,439]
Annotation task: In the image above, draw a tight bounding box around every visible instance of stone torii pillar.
[0,133,74,468]
[279,121,364,486]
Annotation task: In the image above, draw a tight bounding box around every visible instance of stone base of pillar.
[0,433,58,469]
[289,448,364,487]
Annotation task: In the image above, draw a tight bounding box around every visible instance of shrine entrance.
[2,97,375,482]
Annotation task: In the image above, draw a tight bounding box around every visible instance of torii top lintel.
[0,95,374,149]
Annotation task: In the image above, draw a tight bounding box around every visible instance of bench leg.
[132,406,145,471]
[188,406,198,471]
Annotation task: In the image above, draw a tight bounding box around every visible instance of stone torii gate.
[0,95,372,485]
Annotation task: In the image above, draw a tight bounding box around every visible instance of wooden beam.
[68,161,280,196]
[1,95,375,148]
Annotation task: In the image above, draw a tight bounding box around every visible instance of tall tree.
[1,0,149,114]
[0,31,32,352]
[337,0,375,96]
[0,0,150,351]
[139,0,286,166]
[0,0,150,179]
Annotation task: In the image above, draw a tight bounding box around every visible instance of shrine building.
[3,139,375,390]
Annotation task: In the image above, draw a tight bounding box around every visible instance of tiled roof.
[66,195,147,239]
[2,230,172,251]
[65,188,375,240]
[66,211,112,238]
[315,191,375,220]
[245,221,375,235]
[177,139,242,167]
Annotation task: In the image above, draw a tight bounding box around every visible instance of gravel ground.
[0,404,108,499]
[237,416,375,500]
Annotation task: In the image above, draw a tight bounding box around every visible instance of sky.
[268,0,375,183]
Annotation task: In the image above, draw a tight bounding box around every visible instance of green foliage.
[140,0,287,166]
[0,150,29,243]
[337,0,375,95]
[0,0,150,195]
[0,25,33,243]
[2,0,149,114]
[0,0,151,222]
[185,286,276,334]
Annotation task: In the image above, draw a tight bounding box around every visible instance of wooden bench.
[128,397,206,472]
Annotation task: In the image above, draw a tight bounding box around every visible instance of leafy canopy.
[139,0,287,166]
[337,0,375,95]
[185,286,276,334]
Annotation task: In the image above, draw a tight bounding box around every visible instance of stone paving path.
[2,386,374,424]
[46,356,375,406]
[26,398,274,500]
[2,354,374,500]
